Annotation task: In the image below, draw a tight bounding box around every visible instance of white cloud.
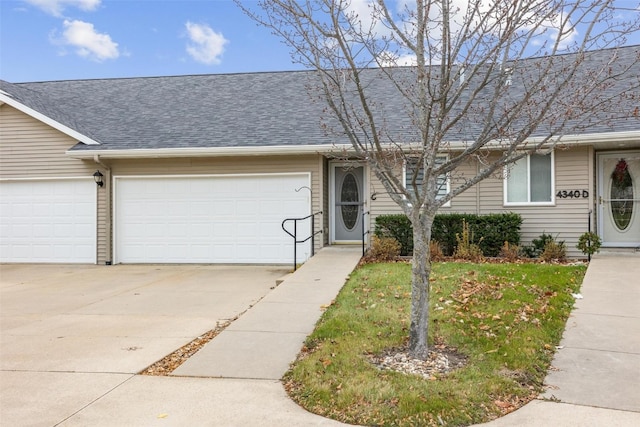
[25,0,101,17]
[346,0,389,36]
[185,22,228,65]
[378,51,418,67]
[58,19,119,61]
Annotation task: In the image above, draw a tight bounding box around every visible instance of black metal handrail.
[282,211,323,271]
[362,210,370,257]
[587,209,591,262]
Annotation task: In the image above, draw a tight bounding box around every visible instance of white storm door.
[0,179,97,263]
[114,174,311,264]
[331,164,366,243]
[597,151,640,247]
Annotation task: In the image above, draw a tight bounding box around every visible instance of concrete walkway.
[475,253,640,427]
[172,246,363,380]
[49,246,361,426]
[2,250,639,426]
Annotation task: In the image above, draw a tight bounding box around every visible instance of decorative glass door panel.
[340,172,360,230]
[598,152,640,247]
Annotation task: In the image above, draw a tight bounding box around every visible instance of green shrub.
[435,213,522,257]
[523,233,555,258]
[374,215,413,255]
[375,213,522,257]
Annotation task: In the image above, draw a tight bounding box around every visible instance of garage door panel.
[260,228,280,239]
[190,202,211,215]
[7,245,29,259]
[10,203,31,217]
[35,224,55,236]
[115,174,310,264]
[166,201,190,216]
[54,225,74,237]
[0,180,97,263]
[236,200,257,213]
[236,223,257,237]
[212,201,235,215]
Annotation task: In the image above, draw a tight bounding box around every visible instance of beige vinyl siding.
[368,165,405,246]
[368,168,399,217]
[110,154,325,255]
[367,146,593,258]
[526,147,593,258]
[448,157,479,214]
[0,105,94,177]
[368,157,479,236]
[0,104,107,263]
[322,157,330,245]
[476,153,505,215]
[475,147,592,258]
[479,147,594,258]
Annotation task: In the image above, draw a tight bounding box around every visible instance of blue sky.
[1,0,639,83]
[0,0,301,82]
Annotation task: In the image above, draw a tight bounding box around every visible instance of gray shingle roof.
[4,71,338,150]
[2,45,639,152]
[0,80,103,143]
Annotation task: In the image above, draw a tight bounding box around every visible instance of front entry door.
[332,164,365,243]
[597,151,640,247]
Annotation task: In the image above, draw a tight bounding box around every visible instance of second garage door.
[114,174,311,264]
[0,179,97,263]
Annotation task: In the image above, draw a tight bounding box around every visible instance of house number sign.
[556,190,589,199]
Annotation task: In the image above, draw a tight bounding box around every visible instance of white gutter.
[66,144,352,159]
[64,130,640,159]
[444,130,640,150]
[0,92,101,146]
[521,130,640,146]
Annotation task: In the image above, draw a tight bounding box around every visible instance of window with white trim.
[504,152,554,205]
[404,155,450,207]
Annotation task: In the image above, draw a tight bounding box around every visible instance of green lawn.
[284,261,586,426]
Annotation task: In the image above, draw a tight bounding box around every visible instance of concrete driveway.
[0,263,288,426]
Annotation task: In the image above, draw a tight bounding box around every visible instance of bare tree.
[239,0,640,359]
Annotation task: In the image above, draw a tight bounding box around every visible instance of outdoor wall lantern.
[93,170,104,187]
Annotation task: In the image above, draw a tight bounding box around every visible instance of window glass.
[505,152,553,204]
[506,158,528,203]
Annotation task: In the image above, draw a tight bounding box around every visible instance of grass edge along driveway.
[284,261,586,427]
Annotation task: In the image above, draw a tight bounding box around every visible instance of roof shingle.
[2,45,638,152]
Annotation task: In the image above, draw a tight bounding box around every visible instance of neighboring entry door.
[597,151,640,247]
[332,164,365,243]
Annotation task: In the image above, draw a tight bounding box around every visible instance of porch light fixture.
[93,170,104,187]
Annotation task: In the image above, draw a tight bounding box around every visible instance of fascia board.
[553,130,640,145]
[65,144,352,159]
[0,92,100,146]
[444,130,640,150]
[64,130,639,159]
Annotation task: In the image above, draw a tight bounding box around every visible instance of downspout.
[94,155,112,265]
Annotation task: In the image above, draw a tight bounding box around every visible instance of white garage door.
[115,174,311,264]
[0,179,97,263]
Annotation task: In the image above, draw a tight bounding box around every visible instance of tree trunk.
[408,211,434,360]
